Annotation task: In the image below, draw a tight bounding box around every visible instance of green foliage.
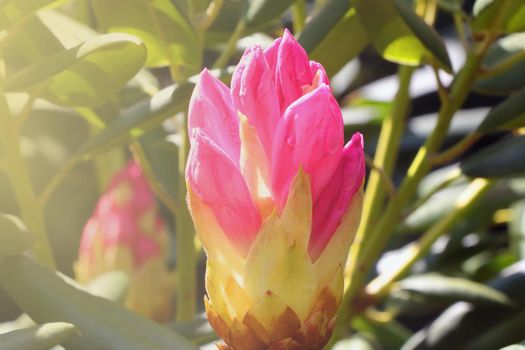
[0,255,198,350]
[0,322,79,350]
[0,214,32,257]
[0,0,524,349]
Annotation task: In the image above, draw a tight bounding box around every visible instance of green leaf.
[475,33,525,95]
[393,0,452,71]
[402,262,525,350]
[79,82,194,156]
[510,199,525,260]
[298,0,351,53]
[397,274,515,306]
[0,322,79,350]
[168,313,217,345]
[140,128,180,203]
[0,0,53,30]
[1,12,65,63]
[0,214,32,257]
[464,310,525,350]
[472,0,525,33]
[5,33,147,108]
[245,0,296,28]
[91,0,202,81]
[0,255,199,350]
[477,87,525,131]
[352,0,446,67]
[85,271,129,303]
[308,7,368,76]
[353,316,411,349]
[78,66,234,156]
[460,135,525,178]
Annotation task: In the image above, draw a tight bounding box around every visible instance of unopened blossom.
[186,29,365,349]
[75,160,175,322]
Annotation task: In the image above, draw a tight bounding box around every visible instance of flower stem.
[333,50,485,346]
[0,95,55,269]
[292,0,307,34]
[351,66,415,251]
[175,113,197,321]
[366,178,494,298]
[212,19,245,69]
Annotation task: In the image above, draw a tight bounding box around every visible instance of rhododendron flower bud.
[75,160,175,322]
[186,29,365,350]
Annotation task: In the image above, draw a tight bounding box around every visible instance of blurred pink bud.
[186,29,365,349]
[75,160,174,322]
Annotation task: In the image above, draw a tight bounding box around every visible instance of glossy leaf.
[477,87,525,131]
[475,32,525,95]
[0,214,32,257]
[298,0,351,53]
[0,322,79,350]
[245,0,296,28]
[308,7,368,76]
[461,135,525,178]
[352,0,442,66]
[0,0,53,30]
[472,0,525,33]
[510,199,525,260]
[401,262,525,350]
[79,82,194,156]
[85,271,130,303]
[91,0,201,81]
[464,310,525,350]
[397,274,514,306]
[0,255,198,350]
[168,313,217,345]
[5,33,147,108]
[393,0,452,71]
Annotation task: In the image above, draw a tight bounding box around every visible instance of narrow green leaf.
[0,322,79,350]
[351,0,425,66]
[510,199,525,260]
[91,0,201,81]
[79,82,194,156]
[5,33,147,108]
[477,87,525,131]
[397,274,514,306]
[393,0,452,71]
[0,214,32,257]
[0,0,53,30]
[460,135,525,178]
[297,0,351,53]
[472,0,525,33]
[78,66,234,156]
[168,313,217,345]
[464,310,525,350]
[353,316,411,349]
[85,271,129,303]
[475,32,525,95]
[308,7,368,76]
[402,262,525,350]
[245,0,296,28]
[0,255,199,350]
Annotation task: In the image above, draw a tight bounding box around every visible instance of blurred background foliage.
[0,0,525,349]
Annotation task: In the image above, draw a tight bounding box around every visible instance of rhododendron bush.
[0,0,524,349]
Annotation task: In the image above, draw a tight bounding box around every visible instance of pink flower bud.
[75,160,174,322]
[186,29,365,349]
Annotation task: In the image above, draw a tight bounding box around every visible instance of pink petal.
[186,129,261,254]
[231,45,280,158]
[263,37,281,78]
[309,133,365,260]
[271,84,344,210]
[275,29,313,112]
[188,69,240,163]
